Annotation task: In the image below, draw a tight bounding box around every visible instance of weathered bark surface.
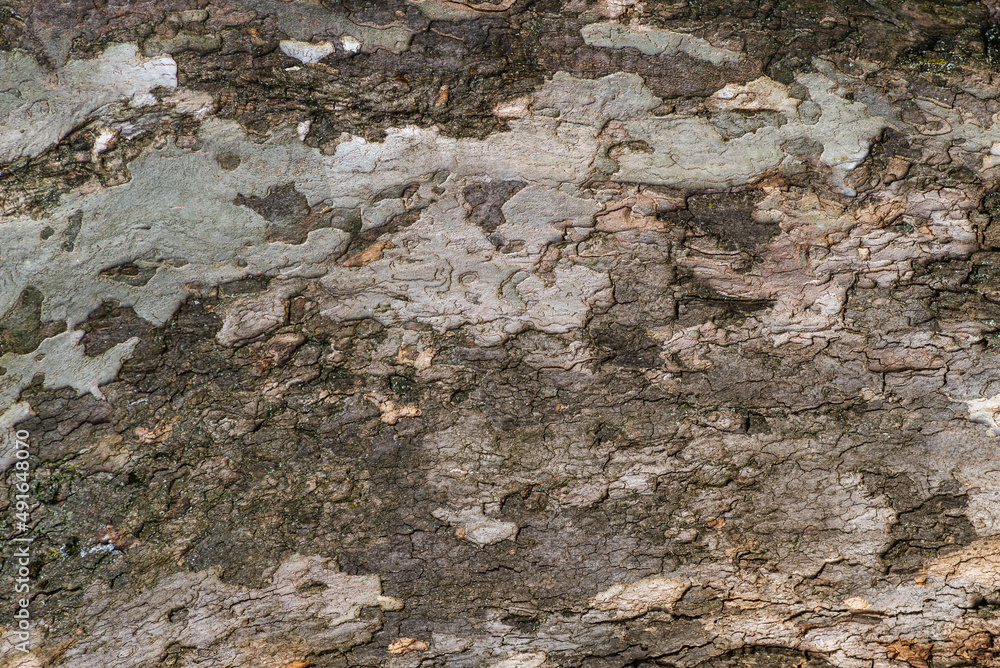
[7,1,1000,667]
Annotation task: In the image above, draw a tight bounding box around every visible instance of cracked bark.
[7,1,1000,667]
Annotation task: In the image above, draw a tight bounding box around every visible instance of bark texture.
[6,1,1000,667]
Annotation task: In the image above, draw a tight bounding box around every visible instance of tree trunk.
[4,1,1000,667]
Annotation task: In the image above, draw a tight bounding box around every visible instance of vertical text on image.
[9,428,32,653]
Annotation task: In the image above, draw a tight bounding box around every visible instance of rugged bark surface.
[8,1,1000,667]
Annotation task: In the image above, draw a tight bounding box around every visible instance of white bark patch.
[616,72,886,195]
[341,35,362,53]
[279,39,336,64]
[580,22,741,65]
[966,394,1000,435]
[707,76,801,114]
[0,331,138,407]
[91,129,119,158]
[586,576,690,621]
[0,44,176,163]
[433,507,519,546]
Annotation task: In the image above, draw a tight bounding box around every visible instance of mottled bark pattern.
[6,1,1000,668]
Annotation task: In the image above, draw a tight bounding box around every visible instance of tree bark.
[4,1,1000,667]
